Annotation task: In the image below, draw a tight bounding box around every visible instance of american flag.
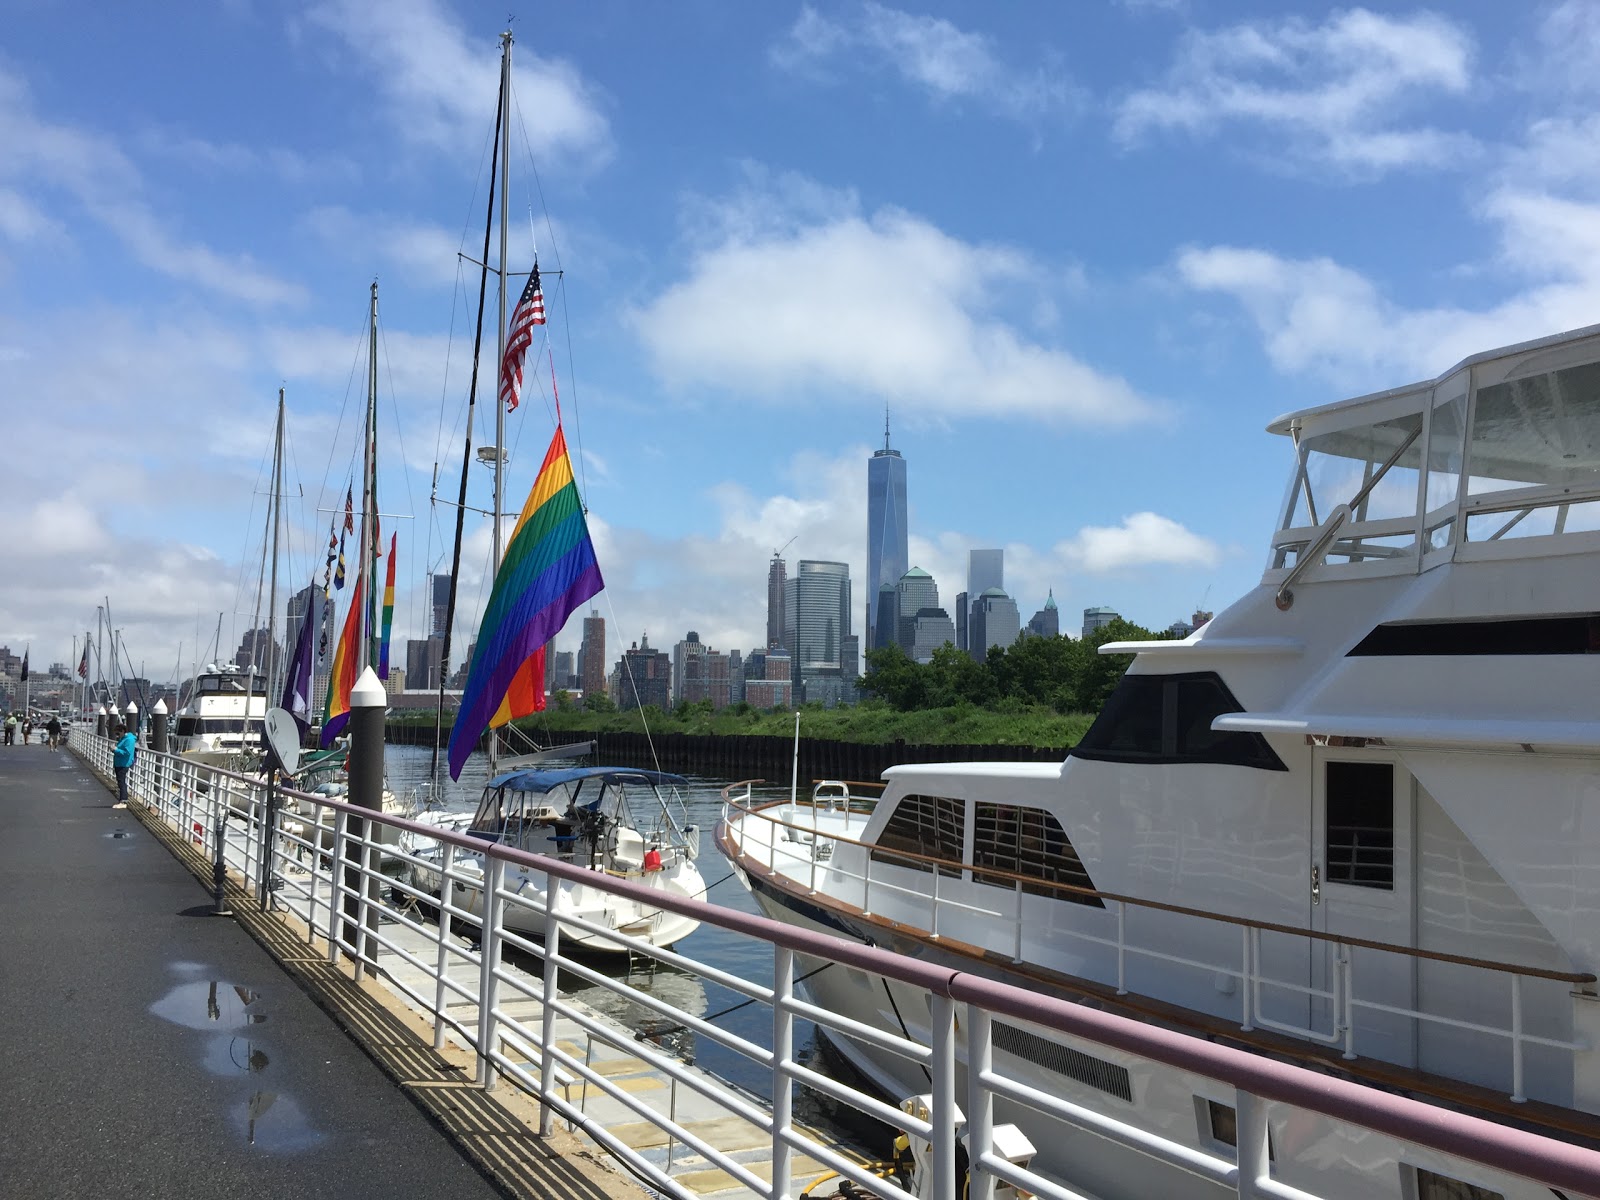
[77,640,88,680]
[499,263,546,412]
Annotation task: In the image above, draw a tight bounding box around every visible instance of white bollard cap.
[125,701,139,714]
[153,699,168,715]
[351,666,387,708]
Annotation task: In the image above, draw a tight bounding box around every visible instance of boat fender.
[643,846,663,872]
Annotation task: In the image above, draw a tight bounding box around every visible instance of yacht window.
[1196,1099,1274,1159]
[1324,762,1394,889]
[175,717,198,737]
[1465,359,1600,541]
[872,793,964,876]
[1284,412,1424,524]
[1410,1166,1504,1200]
[1070,673,1287,771]
[972,803,1102,907]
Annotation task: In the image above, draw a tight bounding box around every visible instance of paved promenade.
[0,743,621,1200]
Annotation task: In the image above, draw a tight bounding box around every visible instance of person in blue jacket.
[112,723,137,808]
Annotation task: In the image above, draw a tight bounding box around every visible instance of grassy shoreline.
[390,701,1095,749]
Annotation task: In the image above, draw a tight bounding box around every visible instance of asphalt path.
[0,742,510,1199]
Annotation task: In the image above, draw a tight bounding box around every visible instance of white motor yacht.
[722,322,1600,1200]
[172,664,267,766]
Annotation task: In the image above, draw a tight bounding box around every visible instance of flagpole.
[488,27,513,777]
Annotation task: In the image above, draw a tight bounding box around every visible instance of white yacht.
[172,664,268,764]
[417,766,707,952]
[722,323,1600,1200]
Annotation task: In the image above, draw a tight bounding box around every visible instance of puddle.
[150,980,267,1032]
[108,830,130,840]
[237,1091,324,1152]
[203,1034,271,1076]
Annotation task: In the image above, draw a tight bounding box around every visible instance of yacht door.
[1310,748,1416,1067]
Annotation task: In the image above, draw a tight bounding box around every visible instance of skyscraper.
[894,567,939,653]
[580,610,606,697]
[970,588,1021,658]
[673,631,708,705]
[430,572,452,637]
[1027,590,1061,638]
[615,634,670,711]
[784,560,852,706]
[866,414,908,651]
[766,556,787,649]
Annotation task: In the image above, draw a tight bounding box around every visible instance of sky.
[5,0,1600,686]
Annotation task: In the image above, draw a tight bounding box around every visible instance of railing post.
[1340,945,1356,1061]
[771,945,795,1200]
[930,992,959,1200]
[329,810,349,964]
[477,856,506,1089]
[538,874,562,1133]
[931,865,943,940]
[210,787,231,918]
[1012,880,1024,963]
[1241,927,1256,1032]
[966,1006,995,1200]
[1234,1090,1272,1199]
[1511,975,1527,1103]
[1116,901,1129,995]
[862,855,873,918]
[433,843,457,1051]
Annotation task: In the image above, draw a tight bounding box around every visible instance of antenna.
[884,406,891,452]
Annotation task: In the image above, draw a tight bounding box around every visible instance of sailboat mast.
[361,281,379,668]
[265,388,285,705]
[488,27,513,775]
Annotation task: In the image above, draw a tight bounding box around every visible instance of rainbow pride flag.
[447,424,602,778]
[320,572,365,747]
[378,531,396,680]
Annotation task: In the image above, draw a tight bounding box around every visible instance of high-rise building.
[1082,607,1121,639]
[766,556,787,649]
[616,634,670,711]
[909,608,955,663]
[706,651,732,709]
[1026,589,1060,638]
[728,649,744,704]
[873,584,897,651]
[970,589,1021,659]
[866,415,908,651]
[894,567,939,653]
[673,632,709,705]
[549,649,574,691]
[784,559,852,705]
[580,610,606,697]
[967,548,1003,630]
[431,572,452,637]
[232,628,279,680]
[746,647,793,708]
[954,590,968,652]
[406,637,444,691]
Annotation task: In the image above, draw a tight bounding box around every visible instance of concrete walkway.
[0,743,626,1200]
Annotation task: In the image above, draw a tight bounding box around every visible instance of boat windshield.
[1271,331,1600,575]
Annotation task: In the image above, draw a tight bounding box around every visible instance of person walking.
[112,723,137,808]
[46,715,61,749]
[3,713,13,746]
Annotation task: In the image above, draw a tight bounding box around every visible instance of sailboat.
[410,31,706,952]
[173,391,290,768]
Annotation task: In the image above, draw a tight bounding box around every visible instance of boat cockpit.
[1268,324,1600,589]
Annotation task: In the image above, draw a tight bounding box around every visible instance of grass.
[392,702,1096,748]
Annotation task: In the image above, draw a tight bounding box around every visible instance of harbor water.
[380,743,876,1134]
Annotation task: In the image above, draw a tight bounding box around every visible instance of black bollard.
[151,700,169,755]
[343,668,387,970]
[96,706,107,738]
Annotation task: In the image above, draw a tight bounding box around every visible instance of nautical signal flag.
[343,485,354,533]
[499,262,546,413]
[447,422,601,779]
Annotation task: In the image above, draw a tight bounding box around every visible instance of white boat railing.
[720,785,1595,1110]
[71,729,1600,1200]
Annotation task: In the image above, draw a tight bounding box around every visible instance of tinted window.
[872,793,963,876]
[1325,762,1394,889]
[1071,672,1286,771]
[973,802,1102,907]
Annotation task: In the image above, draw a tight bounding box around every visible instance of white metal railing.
[722,787,1592,1109]
[69,729,1600,1200]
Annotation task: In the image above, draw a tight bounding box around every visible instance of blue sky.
[3,0,1598,682]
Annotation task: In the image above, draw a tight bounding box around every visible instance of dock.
[2,740,883,1200]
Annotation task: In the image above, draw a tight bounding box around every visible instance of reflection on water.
[382,743,889,1150]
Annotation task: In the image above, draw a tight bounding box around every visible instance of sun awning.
[1211,712,1600,750]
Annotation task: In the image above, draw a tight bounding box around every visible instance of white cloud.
[772,2,1081,123]
[0,65,303,305]
[631,176,1152,426]
[304,0,611,168]
[1524,1,1600,100]
[1115,8,1477,175]
[0,186,64,243]
[1056,512,1220,573]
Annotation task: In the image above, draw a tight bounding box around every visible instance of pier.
[17,728,1600,1200]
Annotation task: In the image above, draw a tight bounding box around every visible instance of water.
[380,745,854,1112]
